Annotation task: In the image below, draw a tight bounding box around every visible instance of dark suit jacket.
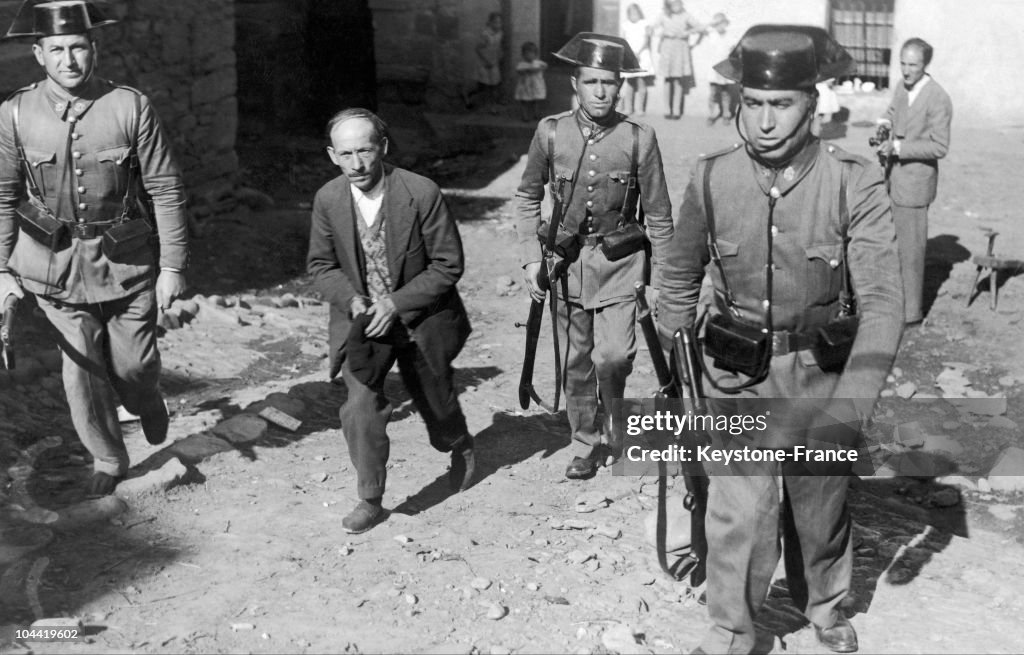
[885,76,952,207]
[307,165,471,379]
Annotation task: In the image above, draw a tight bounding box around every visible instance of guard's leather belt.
[68,220,119,239]
[770,329,818,355]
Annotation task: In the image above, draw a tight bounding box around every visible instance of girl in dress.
[620,3,654,115]
[514,42,548,122]
[654,0,705,119]
[465,12,504,113]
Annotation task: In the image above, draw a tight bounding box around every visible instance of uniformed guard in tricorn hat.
[552,31,644,74]
[5,0,116,39]
[714,24,853,90]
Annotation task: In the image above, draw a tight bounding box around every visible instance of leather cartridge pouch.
[101,219,153,261]
[812,315,860,373]
[600,213,646,262]
[16,200,70,252]
[537,221,582,262]
[703,313,768,378]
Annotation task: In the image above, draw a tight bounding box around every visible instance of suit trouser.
[340,338,470,500]
[892,204,928,323]
[556,298,636,454]
[698,458,853,655]
[36,288,164,477]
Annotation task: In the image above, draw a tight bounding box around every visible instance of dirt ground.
[1,106,1023,655]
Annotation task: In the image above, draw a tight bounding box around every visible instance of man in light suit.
[877,37,952,325]
[307,108,474,534]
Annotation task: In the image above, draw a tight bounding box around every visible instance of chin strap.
[734,95,817,169]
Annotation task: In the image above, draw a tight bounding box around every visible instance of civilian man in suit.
[307,108,474,534]
[877,37,952,325]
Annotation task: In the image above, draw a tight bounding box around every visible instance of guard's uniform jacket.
[514,110,672,308]
[0,78,188,302]
[658,139,903,404]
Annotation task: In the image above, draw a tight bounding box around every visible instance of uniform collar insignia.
[42,77,101,120]
[574,109,622,141]
[750,139,820,198]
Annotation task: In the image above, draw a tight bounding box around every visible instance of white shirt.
[907,74,930,107]
[351,175,385,227]
[893,75,931,156]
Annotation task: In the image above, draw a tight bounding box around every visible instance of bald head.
[327,113,389,191]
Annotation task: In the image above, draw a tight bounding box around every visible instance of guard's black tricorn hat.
[5,0,117,39]
[713,24,854,90]
[553,32,643,74]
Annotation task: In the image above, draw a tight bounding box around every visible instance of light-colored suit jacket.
[885,76,953,208]
[306,165,471,379]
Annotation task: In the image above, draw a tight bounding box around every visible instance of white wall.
[893,0,1021,126]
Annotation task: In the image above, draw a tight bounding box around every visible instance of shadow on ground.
[392,410,570,517]
[924,233,972,316]
[753,475,967,649]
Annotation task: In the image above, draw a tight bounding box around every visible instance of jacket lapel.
[335,182,366,294]
[383,166,414,285]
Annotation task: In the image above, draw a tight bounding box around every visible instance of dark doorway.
[305,0,377,127]
[540,0,594,60]
[235,0,377,133]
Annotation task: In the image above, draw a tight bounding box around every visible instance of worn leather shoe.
[449,444,475,492]
[816,616,858,653]
[342,500,385,534]
[87,472,125,497]
[565,446,606,480]
[140,400,170,445]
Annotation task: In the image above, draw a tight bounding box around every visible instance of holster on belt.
[102,218,153,261]
[703,312,768,378]
[16,199,70,252]
[537,220,581,262]
[812,314,859,372]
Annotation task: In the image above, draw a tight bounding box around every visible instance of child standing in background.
[465,12,505,113]
[514,42,547,122]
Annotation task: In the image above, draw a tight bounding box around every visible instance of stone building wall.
[0,0,238,214]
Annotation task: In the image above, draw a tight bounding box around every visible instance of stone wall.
[369,0,493,109]
[0,0,238,214]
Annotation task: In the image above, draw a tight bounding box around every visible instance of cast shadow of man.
[391,408,570,517]
[924,234,971,316]
[753,454,967,652]
[131,365,504,478]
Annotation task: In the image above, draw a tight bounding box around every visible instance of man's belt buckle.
[771,331,786,356]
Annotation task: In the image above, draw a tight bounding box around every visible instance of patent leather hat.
[6,0,117,39]
[553,32,643,73]
[713,24,854,90]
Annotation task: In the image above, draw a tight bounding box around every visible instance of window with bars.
[829,0,895,89]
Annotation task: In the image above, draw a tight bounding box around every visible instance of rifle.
[672,326,709,588]
[633,283,709,588]
[634,282,675,397]
[1,293,17,370]
[517,263,556,412]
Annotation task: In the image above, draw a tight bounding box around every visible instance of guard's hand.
[646,285,660,319]
[876,140,895,158]
[155,270,186,311]
[365,295,397,339]
[350,296,369,318]
[524,261,545,303]
[0,272,24,306]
